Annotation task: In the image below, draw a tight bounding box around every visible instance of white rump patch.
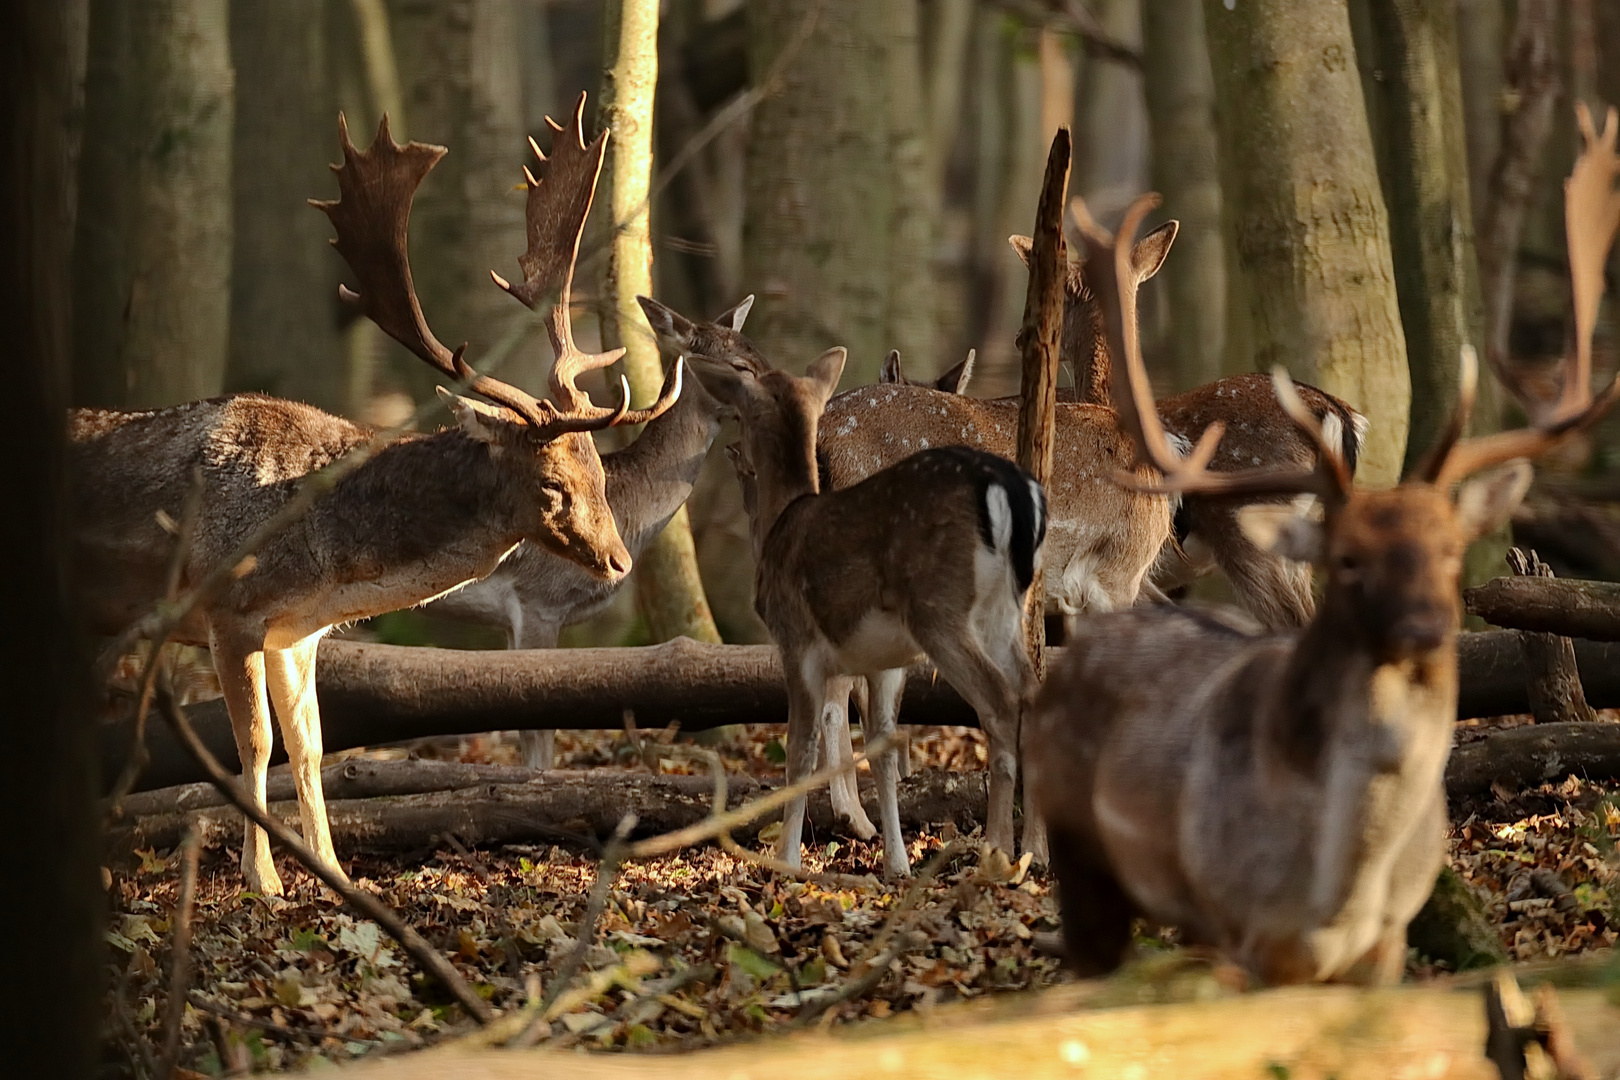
[1166,431,1194,459]
[1319,412,1344,467]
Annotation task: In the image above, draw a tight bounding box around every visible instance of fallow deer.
[1025,105,1620,984]
[1009,223,1368,629]
[879,348,976,395]
[660,303,1052,877]
[427,300,750,768]
[70,96,679,895]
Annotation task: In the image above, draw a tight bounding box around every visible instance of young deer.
[1009,224,1368,629]
[427,300,749,768]
[1026,107,1620,983]
[666,312,1050,877]
[70,97,678,895]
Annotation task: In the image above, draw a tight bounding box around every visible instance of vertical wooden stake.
[1015,128,1071,679]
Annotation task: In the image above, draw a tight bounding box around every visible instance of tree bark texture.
[226,0,346,411]
[743,0,911,386]
[1202,0,1410,486]
[884,0,937,376]
[1445,722,1620,799]
[598,0,720,646]
[1143,0,1226,391]
[384,0,530,403]
[1454,0,1504,234]
[104,633,1620,796]
[0,2,100,1074]
[1502,548,1595,725]
[1359,0,1485,478]
[1075,0,1148,225]
[1015,131,1071,676]
[1464,576,1620,642]
[72,0,234,408]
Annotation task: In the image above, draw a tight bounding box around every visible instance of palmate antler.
[1105,104,1620,506]
[311,93,679,438]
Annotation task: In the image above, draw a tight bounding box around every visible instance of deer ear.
[437,386,513,443]
[937,349,975,395]
[1008,235,1034,268]
[715,294,755,332]
[636,295,696,349]
[1238,500,1325,564]
[805,347,847,402]
[880,350,903,384]
[1131,220,1178,283]
[1455,460,1533,539]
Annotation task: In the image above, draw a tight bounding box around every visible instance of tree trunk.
[1075,0,1148,226]
[884,0,936,370]
[1455,0,1504,234]
[1202,0,1410,486]
[226,0,345,411]
[384,0,529,405]
[72,0,234,408]
[744,0,893,385]
[1,3,100,1075]
[1143,0,1226,391]
[598,0,721,646]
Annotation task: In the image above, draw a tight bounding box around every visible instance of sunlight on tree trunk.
[600,0,720,645]
[1203,0,1410,486]
[72,0,234,408]
[1144,0,1226,391]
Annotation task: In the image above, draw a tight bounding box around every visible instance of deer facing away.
[1026,108,1620,983]
[71,97,678,895]
[426,300,748,768]
[651,296,1049,877]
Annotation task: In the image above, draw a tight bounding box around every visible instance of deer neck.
[1065,294,1114,407]
[743,410,821,560]
[601,389,722,555]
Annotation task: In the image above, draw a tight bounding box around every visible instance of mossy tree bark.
[226,0,345,411]
[1144,0,1226,391]
[2,3,100,1074]
[1203,0,1410,486]
[598,0,720,645]
[72,0,234,408]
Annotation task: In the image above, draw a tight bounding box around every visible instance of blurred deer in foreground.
[71,96,679,895]
[428,299,747,768]
[660,298,1049,877]
[1026,105,1620,983]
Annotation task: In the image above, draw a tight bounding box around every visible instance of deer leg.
[1047,825,1135,976]
[924,635,1022,856]
[821,675,876,840]
[512,618,558,769]
[779,656,826,869]
[1203,511,1315,630]
[853,675,911,779]
[865,668,910,879]
[209,627,282,896]
[264,636,349,885]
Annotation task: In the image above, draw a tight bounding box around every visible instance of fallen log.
[1443,721,1620,798]
[104,765,989,859]
[102,633,1620,794]
[1465,575,1620,640]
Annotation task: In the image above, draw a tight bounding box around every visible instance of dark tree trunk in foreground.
[226,0,346,410]
[0,2,100,1076]
[72,0,234,408]
[1203,0,1410,485]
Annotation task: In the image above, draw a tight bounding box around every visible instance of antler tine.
[616,357,685,426]
[1434,103,1620,487]
[1412,346,1480,483]
[1101,192,1346,504]
[313,113,557,430]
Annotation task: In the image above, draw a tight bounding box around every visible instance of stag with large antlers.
[1026,105,1620,984]
[70,95,678,895]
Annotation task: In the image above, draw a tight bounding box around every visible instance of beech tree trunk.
[72,0,234,408]
[884,0,936,372]
[1,3,100,1074]
[1202,0,1410,485]
[1455,0,1504,233]
[226,0,345,411]
[1143,0,1226,390]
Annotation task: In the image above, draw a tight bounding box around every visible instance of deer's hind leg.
[864,667,910,878]
[264,634,349,885]
[820,675,876,840]
[778,652,831,868]
[1200,507,1315,630]
[209,624,282,896]
[512,619,560,770]
[921,631,1026,857]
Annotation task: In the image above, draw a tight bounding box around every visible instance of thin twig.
[157,829,201,1080]
[152,671,494,1025]
[185,993,326,1044]
[988,0,1144,69]
[627,732,897,859]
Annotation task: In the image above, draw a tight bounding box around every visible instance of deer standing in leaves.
[1026,105,1620,983]
[70,95,679,895]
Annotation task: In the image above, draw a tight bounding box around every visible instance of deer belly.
[830,610,923,674]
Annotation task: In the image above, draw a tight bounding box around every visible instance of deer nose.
[607,548,632,578]
[1388,611,1448,654]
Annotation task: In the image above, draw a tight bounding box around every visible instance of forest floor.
[103,719,1620,1078]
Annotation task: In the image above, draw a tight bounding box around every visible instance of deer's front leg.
[864,667,910,878]
[209,626,283,896]
[265,636,349,885]
[779,654,827,869]
[820,675,876,840]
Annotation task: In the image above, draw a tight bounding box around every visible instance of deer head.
[878,348,977,395]
[312,94,681,581]
[1103,104,1620,663]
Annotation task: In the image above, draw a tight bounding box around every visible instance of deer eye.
[1336,554,1359,573]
